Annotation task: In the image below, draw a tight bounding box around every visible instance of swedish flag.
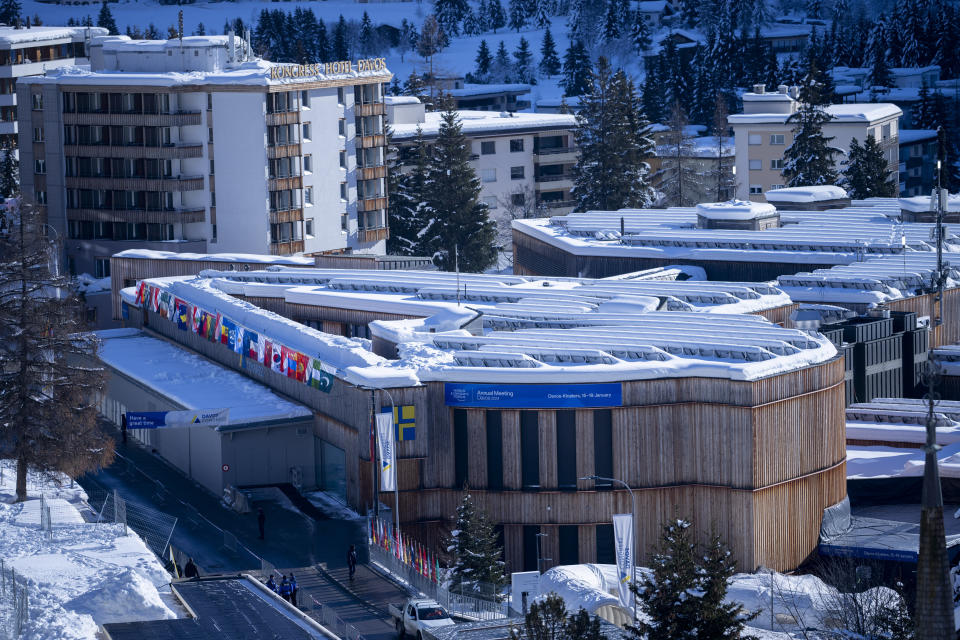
[391,405,416,441]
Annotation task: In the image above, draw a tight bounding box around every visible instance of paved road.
[291,564,401,640]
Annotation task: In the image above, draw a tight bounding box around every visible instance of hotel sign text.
[269,57,387,80]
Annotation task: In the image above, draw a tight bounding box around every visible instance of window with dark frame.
[454,409,469,489]
[486,411,503,490]
[520,411,540,489]
[593,409,613,489]
[556,410,577,490]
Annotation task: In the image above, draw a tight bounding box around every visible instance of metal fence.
[307,594,369,640]
[93,490,178,558]
[367,542,506,621]
[0,560,29,639]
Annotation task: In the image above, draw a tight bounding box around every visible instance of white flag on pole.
[376,412,397,492]
[613,513,634,611]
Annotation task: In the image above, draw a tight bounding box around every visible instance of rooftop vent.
[778,84,789,94]
[753,83,766,94]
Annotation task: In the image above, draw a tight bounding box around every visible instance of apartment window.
[510,166,525,180]
[207,93,212,110]
[337,87,345,105]
[211,223,217,241]
[339,151,346,168]
[596,524,615,564]
[511,193,525,207]
[305,218,314,236]
[341,212,348,230]
[882,123,891,140]
[31,93,42,110]
[770,184,784,190]
[483,196,498,209]
[770,134,785,145]
[558,526,579,565]
[481,140,496,155]
[748,159,762,171]
[557,410,577,490]
[208,127,214,143]
[303,155,312,173]
[771,158,784,170]
[32,127,43,142]
[211,191,216,206]
[209,159,215,175]
[302,123,312,141]
[481,168,497,182]
[301,90,310,108]
[510,138,524,152]
[34,159,45,174]
[340,182,347,200]
[749,184,763,195]
[486,411,503,490]
[520,411,539,489]
[454,409,469,489]
[338,119,345,136]
[95,258,110,279]
[523,525,541,572]
[304,186,313,205]
[593,409,613,489]
[748,134,762,145]
[34,190,46,204]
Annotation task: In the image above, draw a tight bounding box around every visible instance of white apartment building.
[18,34,391,276]
[0,25,106,151]
[728,84,901,201]
[387,97,577,243]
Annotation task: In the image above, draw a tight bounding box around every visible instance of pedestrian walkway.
[286,565,399,640]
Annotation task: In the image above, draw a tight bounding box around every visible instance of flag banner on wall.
[613,514,635,612]
[174,299,190,331]
[388,405,416,441]
[265,340,285,373]
[283,346,309,382]
[158,292,171,319]
[376,412,396,492]
[135,281,146,305]
[126,408,230,429]
[245,330,263,361]
[201,311,216,340]
[219,316,235,346]
[191,306,202,333]
[150,287,160,312]
[308,358,334,392]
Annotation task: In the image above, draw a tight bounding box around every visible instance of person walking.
[183,558,199,579]
[279,574,292,603]
[257,507,266,540]
[265,575,278,593]
[288,572,298,607]
[346,544,358,579]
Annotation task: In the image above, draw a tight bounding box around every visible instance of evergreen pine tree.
[539,27,561,77]
[434,0,464,37]
[388,128,430,256]
[491,40,513,83]
[474,39,493,81]
[446,492,507,591]
[404,72,427,103]
[874,583,915,640]
[805,0,821,18]
[642,57,665,124]
[632,9,652,54]
[508,0,527,32]
[563,607,607,640]
[316,18,331,62]
[510,593,568,640]
[710,93,735,201]
[333,15,349,60]
[656,102,702,207]
[195,22,205,36]
[680,0,698,27]
[915,82,935,129]
[358,12,375,56]
[561,39,590,97]
[513,36,535,84]
[424,102,498,272]
[488,0,507,33]
[629,520,701,640]
[602,0,620,41]
[477,0,491,31]
[462,5,480,35]
[867,21,892,94]
[0,0,20,26]
[96,1,118,35]
[699,535,759,639]
[0,148,19,198]
[842,136,897,199]
[572,57,655,210]
[82,15,94,28]
[534,0,550,28]
[782,70,840,188]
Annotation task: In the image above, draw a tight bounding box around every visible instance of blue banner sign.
[126,409,230,429]
[444,383,622,408]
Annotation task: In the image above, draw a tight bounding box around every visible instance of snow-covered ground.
[0,460,183,639]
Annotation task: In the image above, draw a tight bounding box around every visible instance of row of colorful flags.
[370,517,440,584]
[135,281,335,392]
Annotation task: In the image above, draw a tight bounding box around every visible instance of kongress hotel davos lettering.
[269,57,387,79]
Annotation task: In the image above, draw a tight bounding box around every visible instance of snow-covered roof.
[96,328,313,425]
[697,200,776,221]
[0,25,105,45]
[899,194,960,213]
[385,95,421,105]
[112,248,315,265]
[129,268,838,385]
[764,185,849,204]
[96,34,230,52]
[449,82,531,97]
[729,103,902,124]
[390,110,576,139]
[846,399,960,447]
[898,129,937,145]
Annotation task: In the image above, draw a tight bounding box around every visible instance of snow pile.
[0,462,181,639]
[0,460,87,505]
[764,185,849,204]
[536,564,621,614]
[113,248,315,265]
[696,200,777,221]
[75,273,110,295]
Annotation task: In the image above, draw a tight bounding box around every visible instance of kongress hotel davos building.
[17,33,391,276]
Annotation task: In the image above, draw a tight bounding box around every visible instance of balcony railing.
[270,239,304,255]
[535,174,573,183]
[63,143,203,159]
[63,111,202,126]
[66,207,206,224]
[534,147,574,156]
[539,199,576,209]
[65,175,205,192]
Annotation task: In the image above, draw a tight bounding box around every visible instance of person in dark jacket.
[257,507,266,540]
[183,558,199,578]
[288,572,298,607]
[265,575,278,593]
[346,544,358,579]
[279,575,292,602]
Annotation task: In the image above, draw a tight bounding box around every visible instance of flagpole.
[381,388,401,554]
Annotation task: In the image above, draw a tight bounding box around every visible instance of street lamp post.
[581,474,637,621]
[535,532,550,574]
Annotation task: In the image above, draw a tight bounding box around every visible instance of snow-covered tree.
[488,0,507,33]
[572,57,655,211]
[561,39,590,96]
[656,102,702,207]
[0,200,114,503]
[0,0,20,26]
[698,535,759,638]
[513,37,535,84]
[0,147,19,198]
[534,0,550,27]
[462,5,481,35]
[631,9,652,54]
[867,21,892,93]
[508,0,527,32]
[434,0,465,37]
[474,39,493,82]
[97,1,118,35]
[642,57,666,124]
[333,15,349,60]
[539,28,560,77]
[781,71,840,188]
[387,128,429,256]
[842,136,896,199]
[446,492,506,592]
[358,12,375,56]
[424,102,497,272]
[491,40,514,83]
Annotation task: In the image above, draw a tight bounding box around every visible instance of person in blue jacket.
[279,575,292,603]
[288,572,298,607]
[265,575,278,593]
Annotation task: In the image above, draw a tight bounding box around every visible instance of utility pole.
[915,125,954,640]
